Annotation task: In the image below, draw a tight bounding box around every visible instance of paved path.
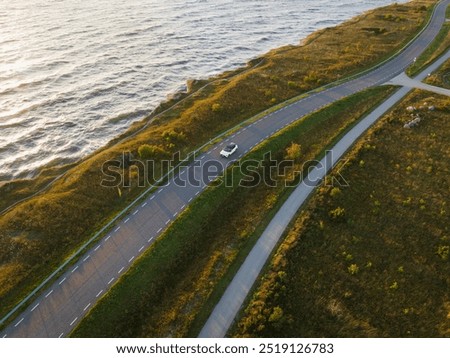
[198,29,450,341]
[387,54,450,96]
[2,0,449,338]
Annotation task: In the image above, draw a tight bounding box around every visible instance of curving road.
[2,0,449,338]
[199,49,450,338]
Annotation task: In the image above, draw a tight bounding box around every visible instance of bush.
[138,144,169,159]
[329,207,345,220]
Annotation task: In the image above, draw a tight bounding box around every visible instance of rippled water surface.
[0,0,405,180]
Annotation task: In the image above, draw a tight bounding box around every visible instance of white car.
[220,142,238,158]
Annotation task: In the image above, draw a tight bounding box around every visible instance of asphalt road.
[2,0,449,338]
[198,48,450,339]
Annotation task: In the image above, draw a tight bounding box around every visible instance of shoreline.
[0,1,412,185]
[0,0,439,326]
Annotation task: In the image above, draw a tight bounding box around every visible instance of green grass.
[407,6,450,77]
[72,86,395,337]
[233,91,450,338]
[0,0,436,324]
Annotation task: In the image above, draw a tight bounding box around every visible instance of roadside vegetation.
[426,59,450,88]
[72,87,394,337]
[233,91,450,337]
[0,0,436,323]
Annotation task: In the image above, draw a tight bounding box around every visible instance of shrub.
[330,187,341,197]
[211,103,222,112]
[138,144,169,159]
[348,264,359,275]
[285,142,302,162]
[437,245,449,260]
[329,207,345,219]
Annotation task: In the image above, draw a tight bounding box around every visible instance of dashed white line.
[148,236,154,243]
[124,218,130,223]
[118,267,125,274]
[59,333,64,338]
[71,266,79,273]
[94,245,101,251]
[133,210,139,215]
[128,256,135,263]
[96,290,103,298]
[83,303,91,312]
[2,334,7,338]
[173,212,178,217]
[158,188,163,194]
[15,318,24,327]
[195,191,200,196]
[180,205,186,210]
[188,197,193,202]
[165,219,171,225]
[59,277,66,285]
[45,290,53,298]
[108,277,115,285]
[70,317,78,326]
[105,235,111,241]
[141,202,148,208]
[83,255,90,262]
[150,195,155,200]
[31,303,40,312]
[114,226,121,233]
[200,155,205,160]
[138,245,145,253]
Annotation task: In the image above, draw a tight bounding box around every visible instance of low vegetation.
[233,91,450,337]
[0,1,436,323]
[72,87,394,337]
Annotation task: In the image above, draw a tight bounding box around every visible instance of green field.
[233,90,450,337]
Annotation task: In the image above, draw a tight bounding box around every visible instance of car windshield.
[225,144,235,151]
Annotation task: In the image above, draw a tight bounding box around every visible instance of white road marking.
[70,317,78,326]
[59,333,64,338]
[15,318,24,327]
[114,226,121,233]
[128,256,135,263]
[105,235,111,241]
[141,202,148,208]
[150,195,155,200]
[108,277,115,285]
[71,266,79,273]
[59,277,66,285]
[188,198,193,202]
[31,303,40,312]
[157,228,162,233]
[200,155,205,160]
[45,290,53,298]
[124,218,130,223]
[96,290,103,298]
[2,334,7,338]
[195,191,200,196]
[138,245,145,253]
[118,267,125,274]
[173,212,178,217]
[83,303,91,312]
[83,255,90,262]
[148,236,154,243]
[133,210,139,215]
[165,219,171,225]
[94,245,101,251]
[158,188,163,194]
[180,205,186,210]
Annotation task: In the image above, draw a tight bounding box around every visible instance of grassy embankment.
[0,1,435,323]
[72,86,395,337]
[407,5,450,77]
[232,88,450,337]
